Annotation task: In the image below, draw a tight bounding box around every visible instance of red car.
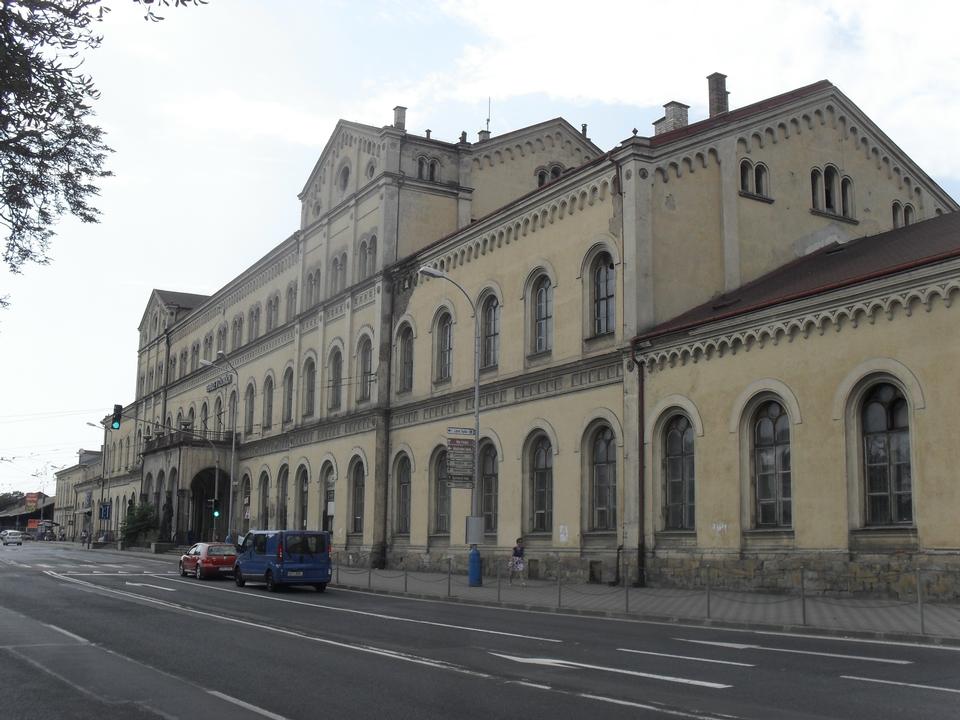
[179,543,238,579]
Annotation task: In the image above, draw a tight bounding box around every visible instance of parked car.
[233,530,332,592]
[2,530,23,546]
[179,543,238,579]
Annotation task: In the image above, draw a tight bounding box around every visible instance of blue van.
[233,530,332,592]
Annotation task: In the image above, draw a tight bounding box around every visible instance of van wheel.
[234,567,245,587]
[314,583,326,593]
[265,570,276,592]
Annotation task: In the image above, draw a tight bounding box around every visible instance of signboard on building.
[446,426,475,487]
[206,373,233,393]
[24,493,39,512]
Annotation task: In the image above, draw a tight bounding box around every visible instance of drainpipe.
[631,341,646,587]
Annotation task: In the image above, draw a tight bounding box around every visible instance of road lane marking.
[124,581,176,592]
[577,692,739,719]
[207,690,293,720]
[161,575,562,643]
[678,639,912,665]
[754,631,960,652]
[46,571,492,679]
[618,648,754,667]
[841,676,960,694]
[43,623,89,644]
[489,653,731,689]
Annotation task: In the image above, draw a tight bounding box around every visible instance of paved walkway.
[331,563,960,642]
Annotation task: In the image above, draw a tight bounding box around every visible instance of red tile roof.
[636,211,960,343]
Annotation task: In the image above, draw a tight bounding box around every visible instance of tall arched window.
[824,166,839,214]
[330,257,340,295]
[228,391,237,431]
[841,177,854,218]
[214,397,223,433]
[396,455,411,535]
[276,465,289,529]
[811,168,822,210]
[435,312,452,382]
[753,401,791,528]
[282,368,294,422]
[480,444,498,534]
[351,463,364,533]
[262,376,274,430]
[434,450,450,535]
[593,253,615,336]
[417,157,427,180]
[532,275,553,353]
[398,325,414,392]
[740,159,752,192]
[338,253,347,293]
[358,241,369,280]
[322,464,335,533]
[258,471,270,529]
[530,436,553,533]
[357,338,373,402]
[286,284,297,323]
[367,236,377,274]
[296,466,309,530]
[328,349,343,410]
[862,383,912,525]
[663,416,695,530]
[903,204,915,226]
[481,295,499,369]
[305,271,315,307]
[303,358,316,417]
[591,426,616,531]
[893,201,903,229]
[244,383,255,435]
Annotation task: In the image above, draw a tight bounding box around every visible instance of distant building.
[99,74,958,593]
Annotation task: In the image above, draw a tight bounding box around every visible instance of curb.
[330,581,960,648]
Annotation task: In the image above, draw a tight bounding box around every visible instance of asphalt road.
[2,542,959,720]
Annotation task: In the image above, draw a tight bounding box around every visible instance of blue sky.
[2,0,958,494]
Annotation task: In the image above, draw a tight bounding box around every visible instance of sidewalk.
[330,564,960,643]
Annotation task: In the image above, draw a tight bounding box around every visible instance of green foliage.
[120,501,157,544]
[0,491,25,511]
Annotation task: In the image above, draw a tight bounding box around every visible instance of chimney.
[707,73,728,117]
[653,101,689,136]
[478,129,491,142]
[425,129,431,139]
[393,105,407,130]
[581,123,588,136]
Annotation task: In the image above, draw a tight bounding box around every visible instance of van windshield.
[285,534,326,555]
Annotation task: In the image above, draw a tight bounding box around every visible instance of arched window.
[262,376,274,430]
[862,383,912,525]
[243,383,255,435]
[338,165,350,193]
[232,316,243,350]
[276,465,289,529]
[286,284,297,322]
[481,444,498,534]
[200,402,208,433]
[330,257,340,295]
[754,164,768,198]
[811,168,822,210]
[258,471,270,529]
[893,201,903,229]
[303,358,316,417]
[417,157,427,180]
[591,426,616,531]
[429,160,439,181]
[305,272,315,307]
[824,166,839,214]
[328,349,343,410]
[481,295,499,368]
[228,391,237,432]
[216,325,227,355]
[248,305,260,341]
[398,325,414,392]
[357,338,373,402]
[530,435,553,533]
[740,159,752,193]
[282,368,294,422]
[434,450,450,534]
[321,464,335,533]
[663,416,695,530]
[753,401,791,528]
[532,275,553,354]
[592,253,615,336]
[537,170,547,187]
[903,204,915,226]
[435,312,452,382]
[395,455,411,535]
[351,463,364,533]
[214,397,223,433]
[367,236,377,274]
[297,466,309,530]
[841,177,853,218]
[358,241,369,280]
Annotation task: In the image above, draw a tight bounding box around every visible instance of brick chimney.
[478,129,491,142]
[393,106,407,130]
[653,101,689,136]
[707,73,728,117]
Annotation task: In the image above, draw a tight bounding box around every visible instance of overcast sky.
[2,0,958,496]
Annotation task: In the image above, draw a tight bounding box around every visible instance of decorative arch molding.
[390,443,417,475]
[519,418,560,459]
[393,313,419,341]
[348,446,369,475]
[300,348,319,367]
[479,426,505,462]
[317,453,338,482]
[325,336,346,363]
[429,302,458,330]
[644,394,704,444]
[728,378,803,433]
[520,259,560,299]
[475,281,505,308]
[292,457,312,480]
[256,464,273,484]
[576,236,622,279]
[832,357,926,420]
[577,409,625,452]
[354,324,376,353]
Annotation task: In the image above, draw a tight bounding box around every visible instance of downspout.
[631,343,646,586]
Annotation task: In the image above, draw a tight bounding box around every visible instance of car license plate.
[287,571,303,577]
[219,566,232,572]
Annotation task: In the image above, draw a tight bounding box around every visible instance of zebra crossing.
[0,557,176,575]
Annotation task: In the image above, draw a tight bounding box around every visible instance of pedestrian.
[80,529,88,548]
[508,537,525,586]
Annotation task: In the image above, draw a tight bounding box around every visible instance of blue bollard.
[468,545,483,587]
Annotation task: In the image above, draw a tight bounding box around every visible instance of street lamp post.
[202,351,239,541]
[418,265,483,586]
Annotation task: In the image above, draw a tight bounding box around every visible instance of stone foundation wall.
[641,550,960,601]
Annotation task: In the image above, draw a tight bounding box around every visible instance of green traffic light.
[111,419,121,429]
[213,510,220,518]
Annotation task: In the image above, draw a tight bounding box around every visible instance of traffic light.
[111,404,123,430]
[212,499,221,518]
